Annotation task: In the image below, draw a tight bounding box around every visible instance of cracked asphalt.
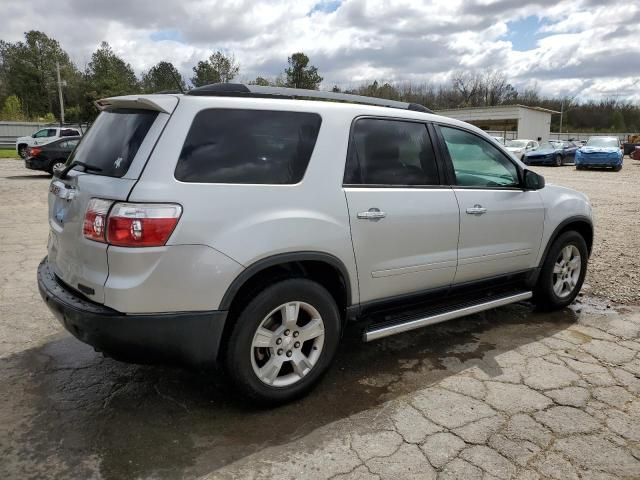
[1,158,640,479]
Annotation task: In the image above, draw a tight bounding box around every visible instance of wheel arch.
[539,216,594,267]
[217,252,353,358]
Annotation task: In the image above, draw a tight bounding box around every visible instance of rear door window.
[344,118,440,186]
[175,109,322,184]
[65,109,158,177]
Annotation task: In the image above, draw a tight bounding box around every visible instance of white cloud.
[1,0,639,101]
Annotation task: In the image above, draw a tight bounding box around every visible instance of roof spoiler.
[94,95,179,114]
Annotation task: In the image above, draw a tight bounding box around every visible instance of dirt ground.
[0,157,639,479]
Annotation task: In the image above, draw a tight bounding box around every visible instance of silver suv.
[38,84,593,404]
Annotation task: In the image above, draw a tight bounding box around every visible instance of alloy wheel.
[552,245,581,298]
[250,301,325,387]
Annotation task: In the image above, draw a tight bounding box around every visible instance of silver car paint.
[344,187,460,303]
[48,93,592,314]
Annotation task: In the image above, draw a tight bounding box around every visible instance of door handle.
[357,208,386,220]
[466,204,487,215]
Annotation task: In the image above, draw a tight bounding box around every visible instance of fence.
[0,121,47,149]
[0,121,90,149]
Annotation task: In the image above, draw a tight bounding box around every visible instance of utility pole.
[559,99,563,137]
[56,61,65,125]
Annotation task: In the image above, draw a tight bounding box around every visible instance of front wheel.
[613,164,622,172]
[533,231,588,310]
[18,145,28,159]
[224,278,341,405]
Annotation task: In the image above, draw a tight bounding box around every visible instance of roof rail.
[186,83,434,114]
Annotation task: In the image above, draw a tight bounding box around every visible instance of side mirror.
[523,169,545,190]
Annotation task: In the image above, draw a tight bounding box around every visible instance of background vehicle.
[505,139,539,160]
[25,137,80,175]
[524,140,578,166]
[16,126,81,159]
[575,136,623,171]
[630,146,640,161]
[37,84,593,404]
[492,136,505,144]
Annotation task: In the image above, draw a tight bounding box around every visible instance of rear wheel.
[534,231,588,310]
[614,164,622,172]
[555,154,562,167]
[49,159,66,176]
[224,278,341,405]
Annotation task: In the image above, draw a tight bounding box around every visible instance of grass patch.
[0,148,17,158]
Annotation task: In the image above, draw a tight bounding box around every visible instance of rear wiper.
[56,161,103,179]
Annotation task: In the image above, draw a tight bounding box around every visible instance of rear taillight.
[30,147,41,156]
[106,203,182,247]
[83,200,182,247]
[83,198,112,242]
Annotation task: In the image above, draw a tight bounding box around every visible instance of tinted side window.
[47,129,57,137]
[440,126,519,188]
[175,109,321,184]
[344,118,439,186]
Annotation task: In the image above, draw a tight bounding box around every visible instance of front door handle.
[357,208,386,220]
[466,204,487,215]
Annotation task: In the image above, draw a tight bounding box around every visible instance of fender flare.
[538,215,593,268]
[219,251,353,310]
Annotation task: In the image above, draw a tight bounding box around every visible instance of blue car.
[523,141,578,167]
[575,137,623,171]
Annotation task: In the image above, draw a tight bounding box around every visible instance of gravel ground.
[529,160,640,305]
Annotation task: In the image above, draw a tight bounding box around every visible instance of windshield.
[539,141,557,150]
[506,140,527,148]
[66,108,158,177]
[586,137,618,148]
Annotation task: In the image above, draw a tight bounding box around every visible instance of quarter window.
[440,126,519,188]
[344,118,439,186]
[175,109,321,184]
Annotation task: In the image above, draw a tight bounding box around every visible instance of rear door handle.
[466,204,487,215]
[357,208,386,220]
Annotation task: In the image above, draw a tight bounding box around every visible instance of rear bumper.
[25,156,48,171]
[37,258,227,368]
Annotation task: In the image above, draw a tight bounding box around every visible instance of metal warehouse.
[436,105,559,142]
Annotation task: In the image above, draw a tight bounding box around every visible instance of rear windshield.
[66,109,158,177]
[175,109,322,184]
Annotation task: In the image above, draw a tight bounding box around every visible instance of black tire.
[576,165,583,170]
[48,159,65,176]
[224,278,341,405]
[18,145,28,159]
[534,231,588,310]
[613,164,622,172]
[555,154,562,167]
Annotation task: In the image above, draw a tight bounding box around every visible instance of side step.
[363,291,532,342]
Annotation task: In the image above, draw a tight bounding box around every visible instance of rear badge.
[55,206,66,224]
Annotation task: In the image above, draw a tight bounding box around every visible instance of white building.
[435,105,559,143]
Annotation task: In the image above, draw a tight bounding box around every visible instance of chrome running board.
[363,291,532,342]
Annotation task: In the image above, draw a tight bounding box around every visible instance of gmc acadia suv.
[38,84,593,404]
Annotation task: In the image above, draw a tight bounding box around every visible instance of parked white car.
[16,126,82,159]
[505,139,539,160]
[38,84,593,404]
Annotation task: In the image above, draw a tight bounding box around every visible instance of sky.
[2,0,639,101]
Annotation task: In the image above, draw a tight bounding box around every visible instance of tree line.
[0,31,324,123]
[1,30,638,132]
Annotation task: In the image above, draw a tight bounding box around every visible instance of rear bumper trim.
[37,257,227,367]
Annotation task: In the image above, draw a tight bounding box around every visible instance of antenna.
[169,68,185,94]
